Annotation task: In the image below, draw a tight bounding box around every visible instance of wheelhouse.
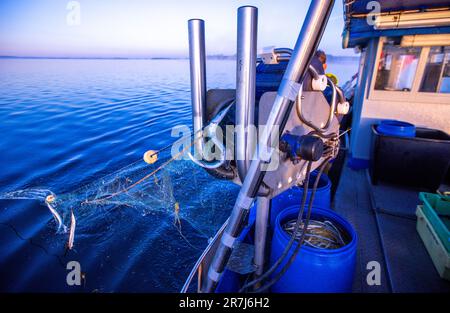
[343,0,450,168]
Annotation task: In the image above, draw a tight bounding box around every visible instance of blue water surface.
[0,58,240,292]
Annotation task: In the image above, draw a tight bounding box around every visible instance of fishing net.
[0,143,239,265]
[0,120,244,291]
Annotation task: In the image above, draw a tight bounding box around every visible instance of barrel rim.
[377,119,416,137]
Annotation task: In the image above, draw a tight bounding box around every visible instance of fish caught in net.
[0,145,239,253]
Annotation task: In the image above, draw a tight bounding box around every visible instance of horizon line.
[0,54,359,60]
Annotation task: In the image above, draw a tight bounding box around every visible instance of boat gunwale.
[180,218,229,293]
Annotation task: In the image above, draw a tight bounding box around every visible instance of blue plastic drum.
[270,206,357,293]
[270,172,331,226]
[377,120,416,137]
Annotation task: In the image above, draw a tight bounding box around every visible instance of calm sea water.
[0,58,358,292]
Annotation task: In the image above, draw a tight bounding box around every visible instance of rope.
[82,132,200,205]
[0,132,203,262]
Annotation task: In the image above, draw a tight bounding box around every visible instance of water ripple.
[0,58,238,292]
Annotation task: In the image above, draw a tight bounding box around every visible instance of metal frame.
[254,196,270,279]
[187,18,229,169]
[203,0,335,293]
[236,6,258,182]
[188,19,207,159]
[180,219,229,293]
[269,47,340,133]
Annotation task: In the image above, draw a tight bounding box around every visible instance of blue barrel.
[270,172,331,226]
[377,120,416,137]
[270,206,357,293]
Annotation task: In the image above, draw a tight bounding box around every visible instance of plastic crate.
[416,205,450,281]
[419,192,450,252]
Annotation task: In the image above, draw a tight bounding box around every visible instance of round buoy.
[46,194,56,203]
[143,150,158,164]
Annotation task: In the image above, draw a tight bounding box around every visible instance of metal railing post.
[204,0,335,292]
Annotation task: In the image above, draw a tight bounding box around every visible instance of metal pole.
[204,0,335,292]
[236,6,258,182]
[188,19,207,160]
[254,196,270,281]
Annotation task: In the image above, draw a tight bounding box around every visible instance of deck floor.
[333,162,450,293]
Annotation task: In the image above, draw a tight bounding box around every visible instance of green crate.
[419,192,450,253]
[416,206,450,281]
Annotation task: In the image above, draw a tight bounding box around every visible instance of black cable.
[252,157,332,293]
[238,161,313,292]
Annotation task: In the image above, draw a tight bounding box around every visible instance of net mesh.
[0,131,241,291]
[0,147,239,253]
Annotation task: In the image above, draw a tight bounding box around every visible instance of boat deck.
[333,162,450,293]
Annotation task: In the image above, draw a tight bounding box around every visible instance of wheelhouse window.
[374,43,421,92]
[419,46,450,93]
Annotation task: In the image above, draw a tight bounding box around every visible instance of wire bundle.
[239,156,332,293]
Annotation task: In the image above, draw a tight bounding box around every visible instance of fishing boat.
[182,0,450,293]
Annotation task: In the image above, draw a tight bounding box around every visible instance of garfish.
[66,209,76,250]
[45,195,66,233]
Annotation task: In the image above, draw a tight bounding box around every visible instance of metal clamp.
[221,232,237,248]
[187,103,233,169]
[279,79,302,101]
[207,267,221,282]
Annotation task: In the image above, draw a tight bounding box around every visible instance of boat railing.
[180,218,229,293]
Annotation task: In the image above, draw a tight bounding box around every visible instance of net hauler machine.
[182,0,352,293]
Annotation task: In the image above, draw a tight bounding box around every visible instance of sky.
[0,0,356,58]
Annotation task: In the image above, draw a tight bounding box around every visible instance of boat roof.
[342,0,450,48]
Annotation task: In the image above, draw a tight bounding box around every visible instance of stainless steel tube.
[236,6,258,182]
[254,196,270,280]
[204,0,335,292]
[188,19,207,160]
